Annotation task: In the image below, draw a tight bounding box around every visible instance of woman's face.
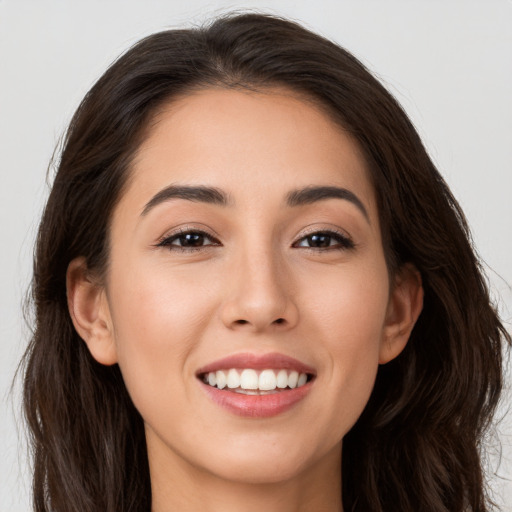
[76,88,419,486]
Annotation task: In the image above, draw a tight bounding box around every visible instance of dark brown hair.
[21,12,510,512]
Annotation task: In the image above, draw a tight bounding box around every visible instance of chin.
[196,435,335,486]
[204,455,310,485]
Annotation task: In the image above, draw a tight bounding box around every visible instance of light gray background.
[1,1,511,510]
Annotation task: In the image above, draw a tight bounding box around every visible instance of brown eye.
[294,231,354,250]
[157,230,220,251]
[305,233,332,248]
[175,232,207,247]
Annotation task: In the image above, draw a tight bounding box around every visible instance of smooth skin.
[67,88,423,512]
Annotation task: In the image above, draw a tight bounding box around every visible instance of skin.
[67,88,423,512]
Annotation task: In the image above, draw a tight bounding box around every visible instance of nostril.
[231,318,287,327]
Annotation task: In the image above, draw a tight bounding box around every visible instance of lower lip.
[199,380,313,418]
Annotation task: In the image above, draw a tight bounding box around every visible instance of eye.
[293,230,354,251]
[156,229,221,251]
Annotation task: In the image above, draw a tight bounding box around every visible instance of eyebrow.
[141,185,231,215]
[141,184,369,222]
[285,185,369,222]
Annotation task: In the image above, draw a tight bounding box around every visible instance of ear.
[379,263,424,365]
[66,257,118,366]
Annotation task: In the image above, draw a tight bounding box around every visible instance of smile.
[201,368,310,393]
[196,353,316,417]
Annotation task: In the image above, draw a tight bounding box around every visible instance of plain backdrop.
[1,1,511,510]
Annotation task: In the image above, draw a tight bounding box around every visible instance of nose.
[219,246,299,333]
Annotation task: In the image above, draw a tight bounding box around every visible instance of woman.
[21,12,509,512]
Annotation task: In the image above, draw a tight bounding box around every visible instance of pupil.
[309,234,330,247]
[182,233,203,246]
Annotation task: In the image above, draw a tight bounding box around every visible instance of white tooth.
[297,373,307,387]
[227,369,240,388]
[216,370,227,389]
[240,369,259,390]
[208,372,217,387]
[259,369,277,390]
[288,370,299,389]
[276,369,288,388]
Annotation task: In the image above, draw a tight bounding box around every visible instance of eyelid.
[155,225,221,249]
[292,226,355,250]
[157,223,221,241]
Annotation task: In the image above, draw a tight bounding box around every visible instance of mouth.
[196,353,316,417]
[199,368,313,394]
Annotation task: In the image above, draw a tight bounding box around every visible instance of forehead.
[120,87,377,221]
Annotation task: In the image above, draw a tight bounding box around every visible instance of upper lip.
[196,352,316,376]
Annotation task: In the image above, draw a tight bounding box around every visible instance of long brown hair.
[21,12,510,511]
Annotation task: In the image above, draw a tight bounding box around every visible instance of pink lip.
[200,381,313,418]
[196,352,316,418]
[196,352,316,375]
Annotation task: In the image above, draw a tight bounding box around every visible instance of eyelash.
[156,228,221,252]
[156,228,355,252]
[293,229,355,251]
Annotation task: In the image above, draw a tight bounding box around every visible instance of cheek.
[303,260,389,431]
[106,261,218,411]
[306,258,389,349]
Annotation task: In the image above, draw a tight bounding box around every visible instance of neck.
[148,437,343,512]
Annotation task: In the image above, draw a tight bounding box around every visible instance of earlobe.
[66,257,118,366]
[379,263,424,365]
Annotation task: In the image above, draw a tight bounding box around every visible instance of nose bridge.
[220,233,298,332]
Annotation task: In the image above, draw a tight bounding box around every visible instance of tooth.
[276,369,288,388]
[227,369,240,388]
[259,369,277,390]
[208,368,309,391]
[216,370,227,389]
[240,369,258,390]
[288,370,299,389]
